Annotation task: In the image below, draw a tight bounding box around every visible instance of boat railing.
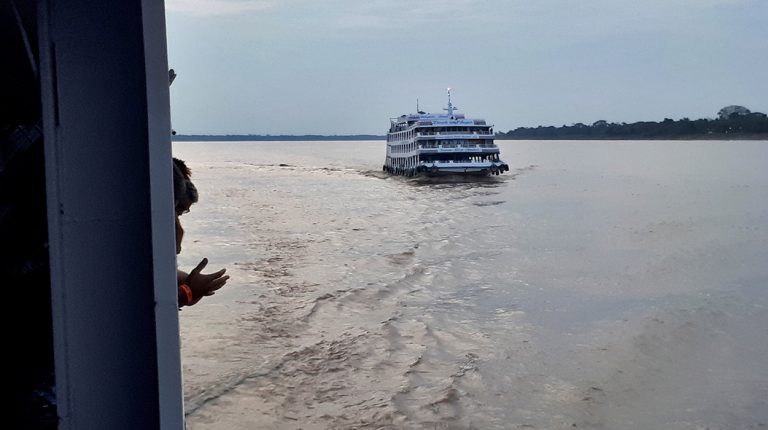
[418,143,497,149]
[416,131,492,137]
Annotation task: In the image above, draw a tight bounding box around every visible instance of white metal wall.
[38,0,184,428]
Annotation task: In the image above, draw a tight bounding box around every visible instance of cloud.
[336,14,394,30]
[330,0,487,32]
[166,0,274,16]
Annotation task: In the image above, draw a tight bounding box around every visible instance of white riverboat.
[383,89,509,176]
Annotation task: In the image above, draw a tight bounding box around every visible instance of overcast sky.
[165,0,767,135]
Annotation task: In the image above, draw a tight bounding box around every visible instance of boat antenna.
[444,87,457,117]
[417,98,426,114]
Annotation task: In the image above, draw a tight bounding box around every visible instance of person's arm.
[177,258,229,307]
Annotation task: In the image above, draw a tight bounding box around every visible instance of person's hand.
[184,258,229,305]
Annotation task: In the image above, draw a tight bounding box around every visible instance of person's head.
[173,157,198,214]
[173,157,198,254]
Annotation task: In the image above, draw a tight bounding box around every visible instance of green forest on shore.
[496,111,768,140]
[173,106,768,141]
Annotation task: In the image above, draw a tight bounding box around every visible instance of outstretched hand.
[184,258,229,305]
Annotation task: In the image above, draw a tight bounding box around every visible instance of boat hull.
[382,163,510,177]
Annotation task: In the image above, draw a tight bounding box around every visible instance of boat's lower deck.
[383,160,510,177]
[384,151,509,177]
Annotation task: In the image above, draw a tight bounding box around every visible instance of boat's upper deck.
[389,90,494,138]
[389,113,491,133]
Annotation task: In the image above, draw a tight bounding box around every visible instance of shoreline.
[495,134,768,141]
[172,134,768,142]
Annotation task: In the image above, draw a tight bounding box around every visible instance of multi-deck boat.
[383,89,509,176]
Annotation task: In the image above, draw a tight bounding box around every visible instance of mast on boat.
[444,87,457,118]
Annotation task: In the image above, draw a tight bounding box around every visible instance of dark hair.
[172,157,198,210]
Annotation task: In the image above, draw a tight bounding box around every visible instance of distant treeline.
[496,112,768,140]
[173,134,385,141]
[174,109,768,141]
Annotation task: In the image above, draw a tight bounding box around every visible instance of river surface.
[173,140,768,430]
